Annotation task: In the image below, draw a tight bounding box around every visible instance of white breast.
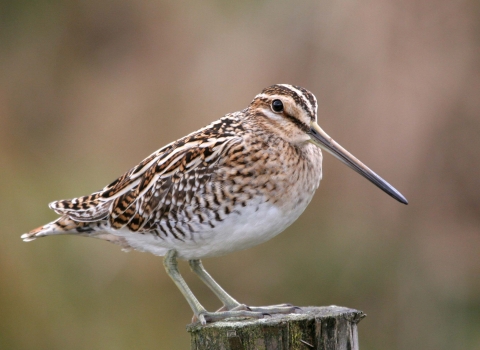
[110,189,316,260]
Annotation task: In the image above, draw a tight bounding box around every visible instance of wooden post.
[187,306,365,350]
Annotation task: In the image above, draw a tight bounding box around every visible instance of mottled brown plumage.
[23,84,327,258]
[22,84,407,324]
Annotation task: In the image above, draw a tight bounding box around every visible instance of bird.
[21,84,408,325]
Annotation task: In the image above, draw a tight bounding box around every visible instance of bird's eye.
[271,99,284,113]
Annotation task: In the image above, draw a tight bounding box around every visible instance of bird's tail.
[21,216,132,251]
[21,216,94,242]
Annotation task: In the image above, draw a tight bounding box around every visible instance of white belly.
[110,194,313,260]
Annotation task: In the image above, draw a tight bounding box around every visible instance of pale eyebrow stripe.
[278,84,314,116]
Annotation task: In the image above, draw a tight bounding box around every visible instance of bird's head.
[249,84,317,145]
[249,84,408,204]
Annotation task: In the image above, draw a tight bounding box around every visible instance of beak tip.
[396,194,408,205]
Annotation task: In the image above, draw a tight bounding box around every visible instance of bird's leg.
[164,250,207,322]
[164,250,264,325]
[189,259,298,315]
[189,259,241,310]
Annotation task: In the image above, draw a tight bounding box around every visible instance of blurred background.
[1,0,479,349]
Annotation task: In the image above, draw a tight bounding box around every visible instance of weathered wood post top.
[187,305,365,350]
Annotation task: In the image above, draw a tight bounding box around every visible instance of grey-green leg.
[163,250,264,325]
[189,259,298,315]
[164,250,207,322]
[189,259,240,310]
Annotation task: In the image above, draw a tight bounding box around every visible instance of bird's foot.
[230,303,300,315]
[191,304,300,325]
[192,309,265,325]
[206,303,298,317]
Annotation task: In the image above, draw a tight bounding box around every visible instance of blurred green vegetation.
[1,0,480,349]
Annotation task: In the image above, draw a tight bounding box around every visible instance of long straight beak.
[309,121,408,204]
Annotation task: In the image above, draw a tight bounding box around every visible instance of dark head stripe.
[261,84,316,120]
[295,85,317,114]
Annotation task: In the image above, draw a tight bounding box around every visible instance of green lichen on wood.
[187,306,365,350]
